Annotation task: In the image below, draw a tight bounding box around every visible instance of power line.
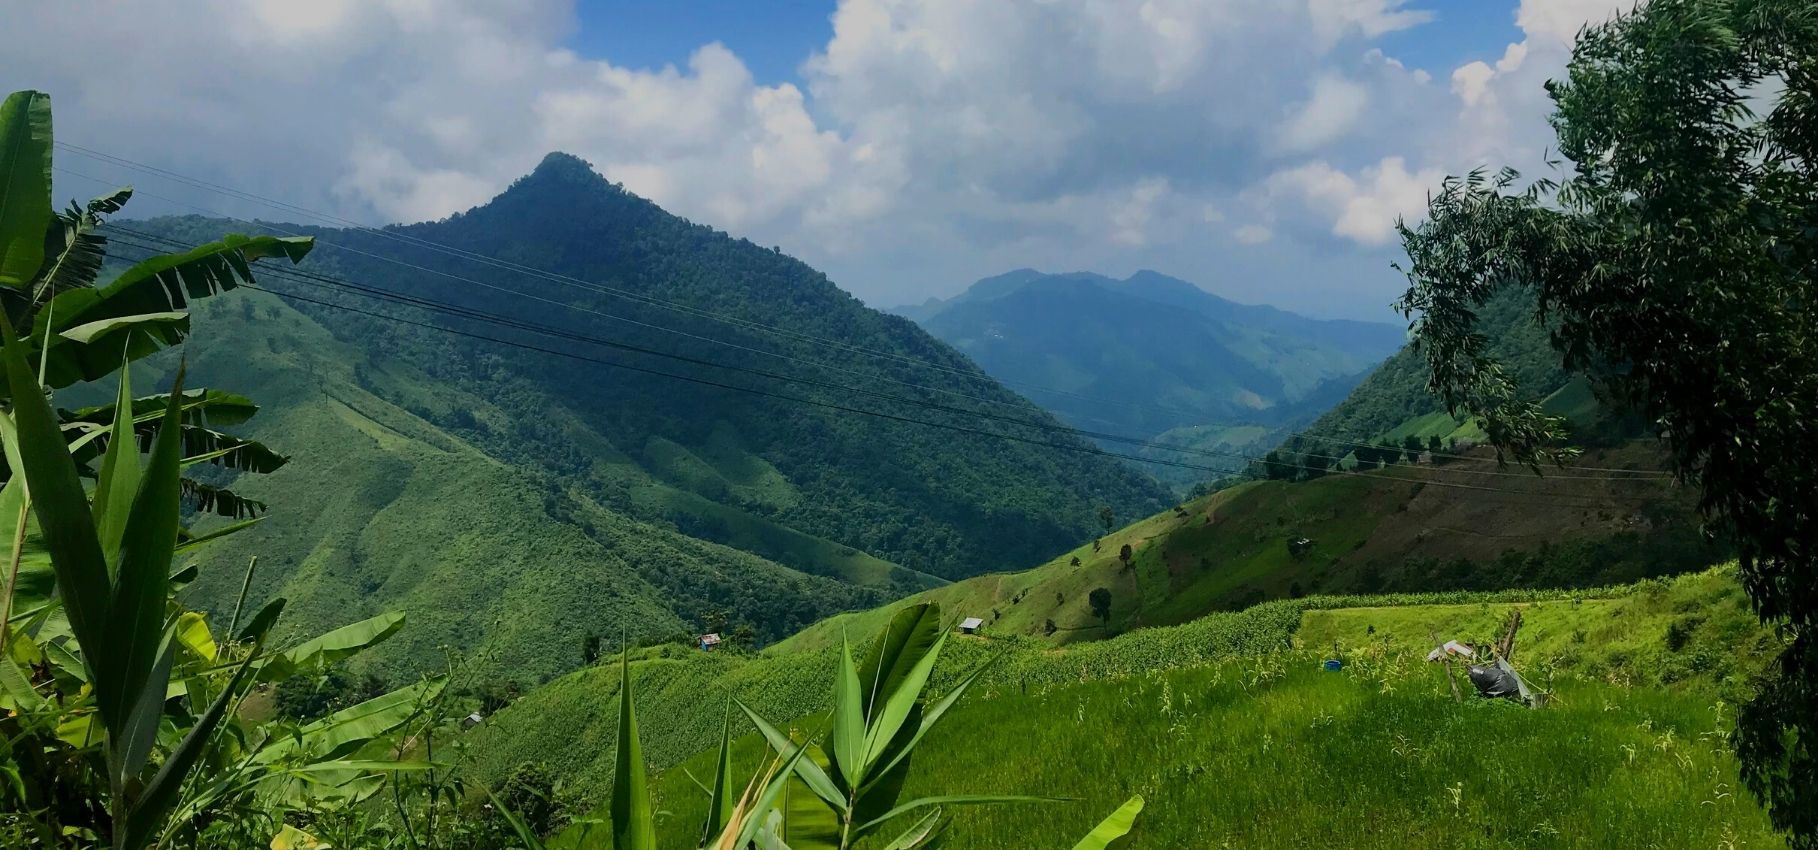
[107,229,1677,485]
[54,158,1673,477]
[99,235,1679,506]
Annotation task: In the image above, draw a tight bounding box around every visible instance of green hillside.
[120,290,925,683]
[462,568,1780,848]
[127,153,1168,588]
[1304,286,1568,446]
[774,441,1716,653]
[901,269,1401,490]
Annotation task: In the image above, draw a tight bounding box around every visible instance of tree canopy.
[1396,1,1817,842]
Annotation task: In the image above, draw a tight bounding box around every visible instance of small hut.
[698,633,722,651]
[957,617,984,635]
[461,712,484,730]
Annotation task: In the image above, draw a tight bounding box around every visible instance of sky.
[6,0,1636,320]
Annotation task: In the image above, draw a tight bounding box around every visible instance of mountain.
[118,153,1169,680]
[895,269,1404,488]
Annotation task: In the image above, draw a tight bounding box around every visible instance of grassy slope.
[467,569,1781,849]
[773,442,1713,654]
[154,292,921,682]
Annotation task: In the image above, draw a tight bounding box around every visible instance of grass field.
[466,568,1782,848]
[620,658,1774,849]
[772,442,1713,655]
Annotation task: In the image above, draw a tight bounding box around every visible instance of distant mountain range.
[894,269,1405,487]
[118,153,1167,682]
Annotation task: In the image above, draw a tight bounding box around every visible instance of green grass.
[465,568,1776,835]
[145,292,912,683]
[773,443,1715,654]
[527,568,1783,848]
[622,660,1774,849]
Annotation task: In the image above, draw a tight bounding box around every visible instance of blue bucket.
[1323,659,1343,672]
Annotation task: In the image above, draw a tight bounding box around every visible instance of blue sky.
[567,1,1525,89]
[567,1,838,86]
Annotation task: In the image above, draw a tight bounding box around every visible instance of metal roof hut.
[957,617,984,635]
[698,632,722,651]
[461,712,484,730]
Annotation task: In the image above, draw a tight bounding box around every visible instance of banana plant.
[739,603,1043,850]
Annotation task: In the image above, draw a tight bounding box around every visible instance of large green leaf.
[862,651,1005,794]
[738,701,846,815]
[725,733,818,850]
[859,604,942,723]
[611,651,655,850]
[700,702,738,847]
[102,364,186,791]
[26,232,312,391]
[1067,795,1144,850]
[119,643,260,850]
[0,319,111,705]
[91,359,142,571]
[179,479,269,520]
[0,91,52,289]
[879,810,943,850]
[0,469,55,620]
[259,611,405,682]
[34,188,132,300]
[830,636,866,790]
[862,630,948,773]
[71,387,260,429]
[254,677,443,765]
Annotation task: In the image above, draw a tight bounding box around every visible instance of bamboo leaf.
[1067,795,1144,850]
[254,677,442,765]
[862,631,948,772]
[119,637,260,850]
[737,701,847,815]
[858,604,942,723]
[102,364,186,780]
[0,90,52,289]
[0,318,112,710]
[879,809,944,850]
[487,786,548,850]
[831,635,866,788]
[855,795,1054,836]
[611,650,655,850]
[91,358,141,570]
[234,597,285,645]
[701,701,738,847]
[727,733,818,850]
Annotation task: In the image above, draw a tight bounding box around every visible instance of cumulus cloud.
[3,0,1641,318]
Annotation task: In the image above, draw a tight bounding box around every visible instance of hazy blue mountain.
[896,270,1404,487]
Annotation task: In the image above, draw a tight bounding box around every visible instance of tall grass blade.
[611,649,655,850]
[119,643,260,850]
[106,363,186,788]
[702,701,738,846]
[0,318,112,709]
[90,357,140,570]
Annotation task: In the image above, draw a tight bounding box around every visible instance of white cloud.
[1264,156,1442,245]
[1516,0,1634,46]
[4,0,1643,318]
[1279,76,1372,152]
[1233,224,1274,244]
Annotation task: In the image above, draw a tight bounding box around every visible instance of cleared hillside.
[125,152,1168,588]
[462,569,1780,849]
[121,290,924,684]
[775,442,1716,653]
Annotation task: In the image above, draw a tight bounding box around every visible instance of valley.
[6,3,1816,845]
